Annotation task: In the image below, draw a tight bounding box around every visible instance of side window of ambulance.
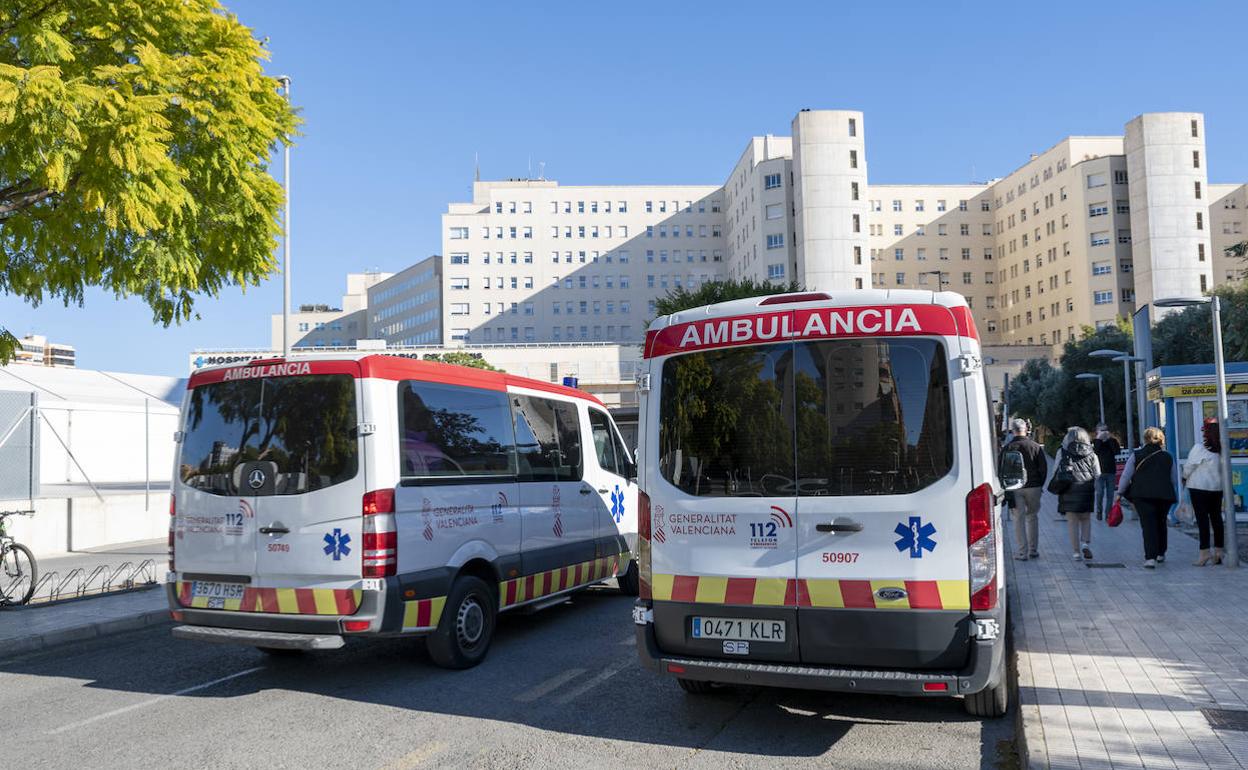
[397,381,517,480]
[512,396,583,481]
[589,409,621,475]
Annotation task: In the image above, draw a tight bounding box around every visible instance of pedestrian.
[1092,424,1121,521]
[1053,427,1101,561]
[1003,418,1048,560]
[1183,418,1225,566]
[1117,426,1178,569]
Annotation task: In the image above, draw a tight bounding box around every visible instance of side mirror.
[1000,450,1026,491]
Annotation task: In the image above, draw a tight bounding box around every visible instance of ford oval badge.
[875,587,908,602]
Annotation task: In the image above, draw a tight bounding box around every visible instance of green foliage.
[651,278,803,319]
[0,0,297,360]
[422,352,501,371]
[1152,283,1248,366]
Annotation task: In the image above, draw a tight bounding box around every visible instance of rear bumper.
[171,624,344,650]
[165,582,387,638]
[634,602,1006,697]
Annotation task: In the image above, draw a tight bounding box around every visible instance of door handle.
[259,526,290,535]
[597,488,609,494]
[579,487,594,495]
[815,520,863,533]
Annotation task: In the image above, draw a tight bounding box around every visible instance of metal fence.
[0,391,38,501]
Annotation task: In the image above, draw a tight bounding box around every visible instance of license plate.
[691,617,786,643]
[192,581,245,601]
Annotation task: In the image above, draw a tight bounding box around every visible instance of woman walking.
[1183,418,1225,566]
[1117,427,1178,568]
[1054,427,1101,561]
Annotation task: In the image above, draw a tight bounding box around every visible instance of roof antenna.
[474,152,480,183]
[538,161,545,181]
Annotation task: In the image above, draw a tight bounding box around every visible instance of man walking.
[1004,419,1048,559]
[1092,424,1121,521]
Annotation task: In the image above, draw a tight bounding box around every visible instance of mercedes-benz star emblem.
[248,469,266,490]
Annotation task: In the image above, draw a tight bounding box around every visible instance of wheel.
[256,647,304,657]
[677,678,717,694]
[964,658,1009,718]
[617,559,640,596]
[425,575,497,669]
[1,543,37,606]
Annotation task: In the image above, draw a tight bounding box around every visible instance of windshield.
[180,375,359,495]
[658,339,952,497]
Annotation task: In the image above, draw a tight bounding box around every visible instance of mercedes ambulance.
[168,354,638,668]
[632,290,1026,717]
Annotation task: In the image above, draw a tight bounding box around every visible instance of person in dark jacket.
[1091,425,1121,521]
[1055,427,1100,560]
[1116,426,1178,568]
[1003,419,1048,559]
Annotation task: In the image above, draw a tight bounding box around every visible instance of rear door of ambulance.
[645,310,801,663]
[791,310,974,670]
[177,360,368,614]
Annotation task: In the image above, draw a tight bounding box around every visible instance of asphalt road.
[1,586,1013,769]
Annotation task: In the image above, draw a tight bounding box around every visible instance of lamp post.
[278,75,292,359]
[922,269,948,291]
[1076,373,1105,427]
[1090,348,1144,449]
[1155,296,1237,569]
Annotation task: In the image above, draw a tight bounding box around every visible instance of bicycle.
[0,510,37,606]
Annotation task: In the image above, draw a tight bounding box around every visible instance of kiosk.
[1146,363,1248,520]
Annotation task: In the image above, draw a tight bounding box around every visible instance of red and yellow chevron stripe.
[175,581,362,615]
[401,596,447,631]
[650,574,969,610]
[499,552,627,609]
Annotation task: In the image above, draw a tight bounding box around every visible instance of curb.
[1005,524,1046,770]
[0,606,170,660]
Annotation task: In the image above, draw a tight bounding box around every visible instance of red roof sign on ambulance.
[644,303,977,358]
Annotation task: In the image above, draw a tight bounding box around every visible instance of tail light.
[362,489,397,578]
[637,490,652,600]
[967,483,997,610]
[168,494,177,572]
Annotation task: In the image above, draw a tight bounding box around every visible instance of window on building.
[915,200,925,212]
[1113,170,1128,185]
[1191,118,1199,137]
[1087,173,1107,189]
[849,150,858,169]
[764,173,782,189]
[895,272,905,285]
[847,117,857,136]
[1089,203,1108,217]
[1094,290,1113,305]
[1193,150,1201,169]
[1196,212,1203,230]
[449,227,469,239]
[1092,261,1111,276]
[1090,231,1110,246]
[765,203,784,220]
[767,263,785,280]
[766,233,785,249]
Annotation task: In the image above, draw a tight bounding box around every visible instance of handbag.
[1046,451,1073,495]
[1107,499,1124,527]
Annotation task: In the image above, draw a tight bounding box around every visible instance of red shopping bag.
[1107,500,1124,528]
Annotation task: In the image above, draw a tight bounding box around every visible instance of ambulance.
[631,290,1026,717]
[167,355,638,668]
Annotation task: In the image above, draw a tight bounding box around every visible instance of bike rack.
[9,557,162,607]
[52,568,86,601]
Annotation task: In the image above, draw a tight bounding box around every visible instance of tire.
[677,678,717,695]
[617,559,640,596]
[425,575,497,669]
[964,659,1009,718]
[1,543,37,606]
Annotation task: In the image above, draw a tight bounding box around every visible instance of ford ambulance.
[168,355,638,668]
[632,291,1025,717]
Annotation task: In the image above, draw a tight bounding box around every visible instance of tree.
[1152,283,1248,366]
[0,0,297,360]
[1227,240,1247,279]
[652,278,803,318]
[422,351,501,371]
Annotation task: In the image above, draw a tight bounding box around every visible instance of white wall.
[37,402,178,486]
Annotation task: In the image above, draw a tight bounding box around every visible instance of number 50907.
[821,552,859,563]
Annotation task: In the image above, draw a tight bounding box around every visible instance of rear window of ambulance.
[180,375,358,495]
[658,339,952,497]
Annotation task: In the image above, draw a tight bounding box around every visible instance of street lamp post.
[922,270,948,291]
[1090,348,1144,449]
[278,75,292,359]
[1155,296,1238,569]
[1076,373,1105,427]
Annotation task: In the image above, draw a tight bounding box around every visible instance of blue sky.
[5,0,1245,375]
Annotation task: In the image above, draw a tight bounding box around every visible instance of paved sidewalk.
[0,585,167,658]
[1008,492,1248,769]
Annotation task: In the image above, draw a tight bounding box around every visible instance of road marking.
[515,668,585,702]
[47,666,265,735]
[553,659,630,704]
[377,741,447,770]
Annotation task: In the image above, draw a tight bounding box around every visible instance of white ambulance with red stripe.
[168,355,638,668]
[632,290,1025,716]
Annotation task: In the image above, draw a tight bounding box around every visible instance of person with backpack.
[1048,426,1101,561]
[1183,418,1226,566]
[1091,425,1121,521]
[1116,426,1178,568]
[1003,418,1048,560]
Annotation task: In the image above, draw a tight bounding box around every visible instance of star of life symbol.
[894,516,937,558]
[323,528,351,560]
[610,485,625,523]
